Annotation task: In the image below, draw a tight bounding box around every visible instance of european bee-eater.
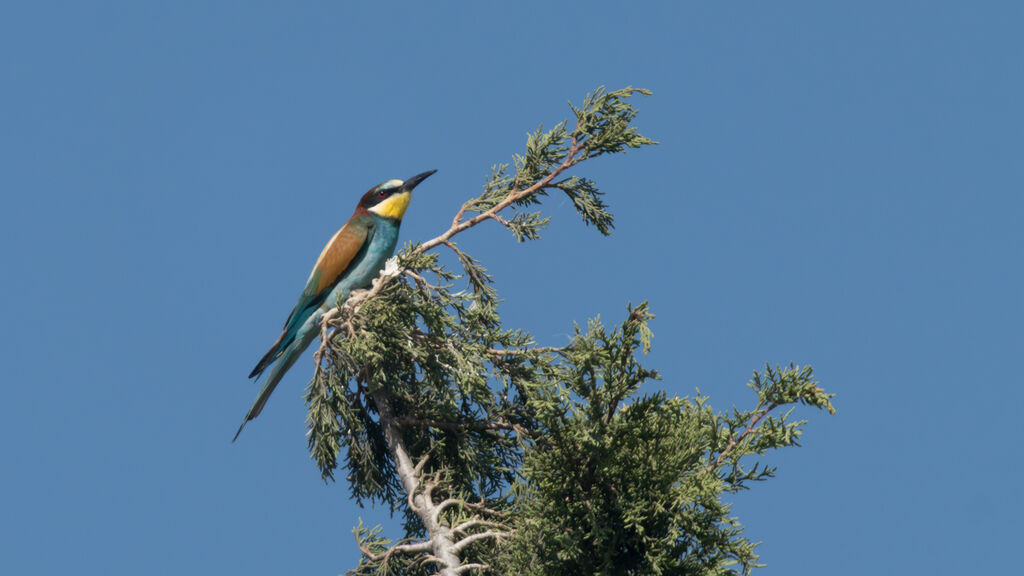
[234,170,437,441]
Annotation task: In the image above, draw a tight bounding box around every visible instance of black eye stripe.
[360,182,404,209]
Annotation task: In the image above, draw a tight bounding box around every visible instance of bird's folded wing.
[249,215,374,379]
[307,214,374,298]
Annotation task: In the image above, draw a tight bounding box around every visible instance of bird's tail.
[234,314,321,442]
[249,331,286,379]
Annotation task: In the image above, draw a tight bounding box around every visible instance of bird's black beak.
[403,169,437,192]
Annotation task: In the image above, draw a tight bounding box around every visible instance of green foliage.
[306,253,532,501]
[462,86,656,242]
[557,175,615,235]
[296,87,833,575]
[496,311,833,575]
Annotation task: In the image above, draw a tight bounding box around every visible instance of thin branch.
[312,307,340,369]
[432,498,462,526]
[485,345,566,357]
[418,136,583,254]
[452,519,507,535]
[451,198,476,228]
[404,269,440,292]
[358,539,433,563]
[708,403,780,471]
[414,453,431,476]
[423,470,442,502]
[452,530,507,553]
[463,500,509,519]
[416,554,442,569]
[441,240,464,258]
[404,449,435,515]
[454,563,490,574]
[434,498,510,528]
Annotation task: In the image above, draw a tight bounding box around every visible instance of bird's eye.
[377,190,387,198]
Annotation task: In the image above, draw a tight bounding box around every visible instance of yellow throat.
[368,190,412,219]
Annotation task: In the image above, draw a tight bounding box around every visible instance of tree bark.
[371,388,463,576]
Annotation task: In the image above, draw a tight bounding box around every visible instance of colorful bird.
[234,170,437,441]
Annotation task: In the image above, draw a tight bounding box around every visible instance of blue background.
[3,2,1021,574]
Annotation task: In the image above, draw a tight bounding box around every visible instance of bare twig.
[432,498,462,525]
[405,269,440,292]
[423,469,442,502]
[418,554,442,567]
[358,539,432,563]
[452,519,507,535]
[451,198,476,228]
[441,240,464,258]
[312,308,341,367]
[433,500,508,529]
[414,453,431,477]
[452,530,506,553]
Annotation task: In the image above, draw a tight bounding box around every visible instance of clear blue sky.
[2,2,1021,574]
